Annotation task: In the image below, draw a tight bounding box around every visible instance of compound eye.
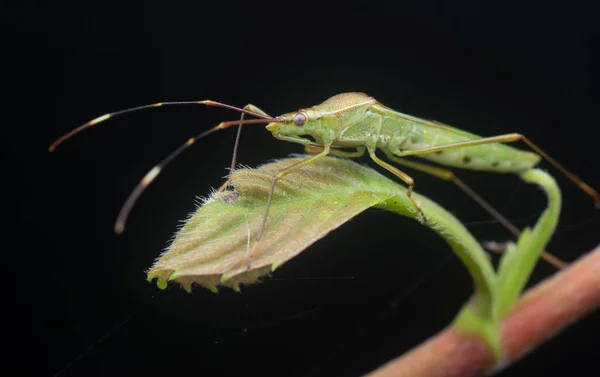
[293,113,307,126]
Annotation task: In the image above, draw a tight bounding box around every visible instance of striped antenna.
[49,99,281,233]
[48,100,274,151]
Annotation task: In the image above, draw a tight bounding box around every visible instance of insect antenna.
[48,100,274,151]
[114,117,280,234]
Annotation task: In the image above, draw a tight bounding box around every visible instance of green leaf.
[495,169,562,319]
[453,168,562,363]
[148,156,495,302]
[146,156,562,363]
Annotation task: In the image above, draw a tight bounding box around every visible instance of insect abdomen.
[399,126,541,173]
[421,145,540,172]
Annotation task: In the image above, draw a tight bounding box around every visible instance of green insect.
[50,92,599,269]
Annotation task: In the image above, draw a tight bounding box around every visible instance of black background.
[6,1,600,376]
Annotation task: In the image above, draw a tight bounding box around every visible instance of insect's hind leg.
[393,133,600,208]
[385,153,566,269]
[366,148,427,224]
[219,104,271,192]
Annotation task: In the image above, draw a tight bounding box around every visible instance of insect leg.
[394,133,600,207]
[245,145,332,269]
[385,154,566,269]
[367,148,428,224]
[259,147,331,241]
[218,104,272,192]
[113,118,274,233]
[304,145,366,158]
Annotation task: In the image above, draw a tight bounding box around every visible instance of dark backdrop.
[6,1,600,376]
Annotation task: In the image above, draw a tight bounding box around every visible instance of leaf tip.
[181,280,193,293]
[207,284,219,294]
[157,278,168,290]
[271,260,284,272]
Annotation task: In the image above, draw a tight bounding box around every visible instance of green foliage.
[494,169,562,318]
[147,156,561,362]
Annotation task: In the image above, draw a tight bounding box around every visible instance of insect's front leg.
[219,104,272,192]
[258,144,332,242]
[242,144,332,270]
